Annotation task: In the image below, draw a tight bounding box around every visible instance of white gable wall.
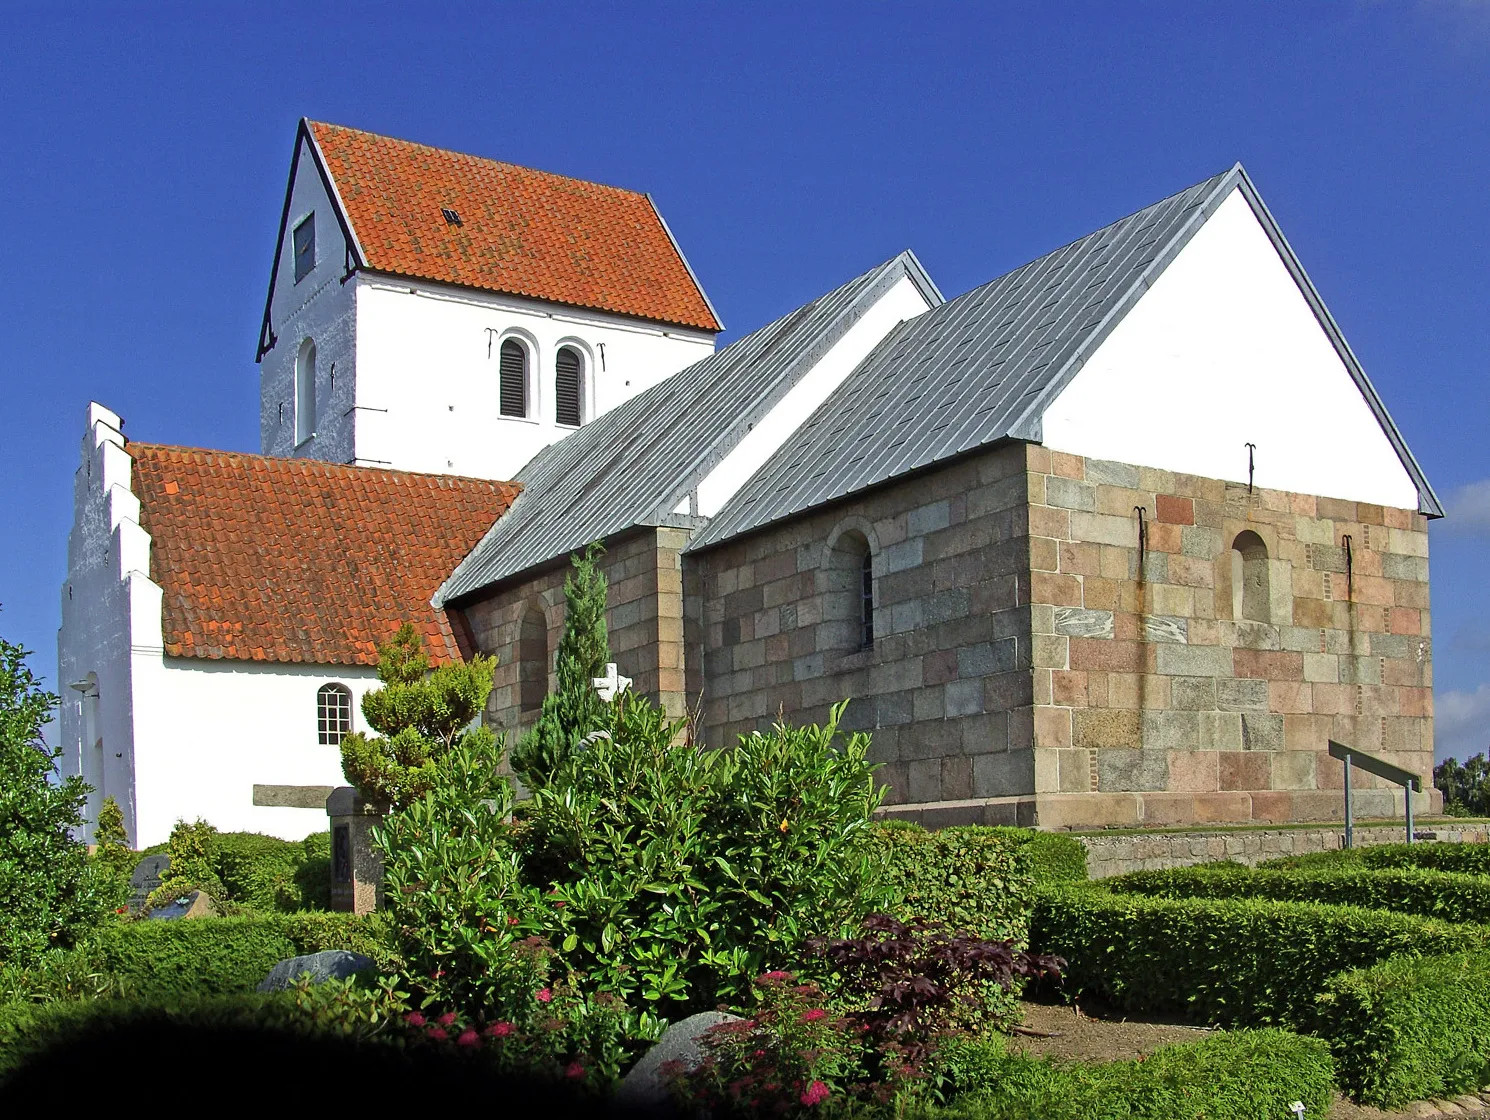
[352,278,716,479]
[60,405,380,847]
[260,133,357,463]
[690,274,936,517]
[1040,188,1420,511]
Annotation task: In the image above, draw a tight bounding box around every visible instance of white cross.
[592,662,632,703]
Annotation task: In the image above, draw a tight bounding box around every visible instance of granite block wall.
[687,443,1038,822]
[460,526,691,751]
[1024,445,1436,829]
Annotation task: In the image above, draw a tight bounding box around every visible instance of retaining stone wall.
[1081,825,1490,879]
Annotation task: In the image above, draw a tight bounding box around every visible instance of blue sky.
[1,3,1486,757]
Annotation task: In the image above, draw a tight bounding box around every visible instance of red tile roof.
[129,443,520,667]
[307,121,721,333]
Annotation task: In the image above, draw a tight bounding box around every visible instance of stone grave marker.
[128,853,171,911]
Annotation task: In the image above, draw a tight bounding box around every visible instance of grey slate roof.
[437,251,942,603]
[689,164,1441,553]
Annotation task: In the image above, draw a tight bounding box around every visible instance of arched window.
[822,526,876,652]
[317,683,353,745]
[518,604,548,715]
[499,339,529,418]
[295,339,317,445]
[555,346,584,427]
[1231,530,1270,624]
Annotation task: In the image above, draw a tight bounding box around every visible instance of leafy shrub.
[376,728,545,1021]
[1,630,111,965]
[919,1028,1335,1120]
[671,973,871,1115]
[149,820,333,913]
[1436,753,1490,817]
[1256,847,1366,871]
[340,623,498,810]
[521,695,885,1013]
[1363,841,1490,876]
[1031,884,1488,1028]
[1109,864,1490,925]
[89,797,133,912]
[813,914,1062,1065]
[868,824,1034,946]
[1318,950,1490,1107]
[1005,829,1088,886]
[512,543,610,789]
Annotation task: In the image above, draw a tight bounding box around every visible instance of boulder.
[615,1011,740,1112]
[257,950,376,993]
[144,889,217,921]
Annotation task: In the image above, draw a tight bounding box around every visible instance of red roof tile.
[307,121,721,333]
[129,444,520,667]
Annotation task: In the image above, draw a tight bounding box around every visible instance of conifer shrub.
[1109,863,1490,925]
[1,627,111,966]
[340,623,497,810]
[1031,884,1489,1028]
[512,543,610,789]
[519,694,886,1013]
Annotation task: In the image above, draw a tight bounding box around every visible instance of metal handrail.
[1328,740,1423,848]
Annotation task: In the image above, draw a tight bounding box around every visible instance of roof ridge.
[306,120,650,200]
[125,441,521,489]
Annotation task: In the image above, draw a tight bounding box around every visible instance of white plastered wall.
[690,274,935,516]
[60,404,381,847]
[352,279,715,479]
[261,132,357,463]
[1040,187,1421,511]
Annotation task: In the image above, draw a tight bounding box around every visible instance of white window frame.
[317,682,353,746]
[495,330,540,423]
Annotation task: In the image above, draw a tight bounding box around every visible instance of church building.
[59,121,1440,846]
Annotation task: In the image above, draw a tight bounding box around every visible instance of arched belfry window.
[317,683,353,745]
[823,524,877,653]
[1231,530,1270,624]
[555,346,584,427]
[499,339,529,418]
[295,339,317,445]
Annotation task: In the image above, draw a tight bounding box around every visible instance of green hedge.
[869,824,1033,943]
[1107,864,1490,925]
[1261,841,1490,877]
[159,830,331,913]
[1318,951,1490,1107]
[4,912,392,1005]
[925,1028,1335,1120]
[1031,884,1489,1028]
[996,828,1089,886]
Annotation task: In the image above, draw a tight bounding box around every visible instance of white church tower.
[256,120,721,480]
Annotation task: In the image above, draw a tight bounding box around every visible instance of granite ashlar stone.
[1097,748,1170,792]
[258,950,375,992]
[1142,616,1187,644]
[1054,607,1114,639]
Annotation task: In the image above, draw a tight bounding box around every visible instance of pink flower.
[437,1011,458,1027]
[565,1061,586,1080]
[535,987,553,1003]
[405,1012,427,1027]
[427,1027,448,1041]
[801,1008,827,1023]
[759,970,792,981]
[485,1021,515,1038]
[801,1081,831,1107]
[430,969,445,980]
[456,1029,480,1047]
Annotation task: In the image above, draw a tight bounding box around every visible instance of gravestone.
[128,853,171,911]
[257,950,375,992]
[144,889,217,921]
[326,786,384,914]
[615,1011,740,1111]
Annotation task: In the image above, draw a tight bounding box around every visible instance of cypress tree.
[512,542,610,789]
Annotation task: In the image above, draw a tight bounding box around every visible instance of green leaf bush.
[867,824,1035,944]
[1031,884,1489,1028]
[520,695,886,1014]
[149,821,333,913]
[923,1028,1335,1120]
[1317,950,1490,1107]
[1108,864,1490,925]
[1261,841,1490,876]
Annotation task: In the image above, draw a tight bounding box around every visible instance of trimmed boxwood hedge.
[1107,864,1490,925]
[4,912,393,1005]
[1317,951,1490,1107]
[1031,884,1489,1028]
[1261,841,1490,876]
[869,824,1034,943]
[925,1027,1335,1120]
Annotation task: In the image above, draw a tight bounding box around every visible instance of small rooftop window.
[441,208,462,226]
[292,214,316,283]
